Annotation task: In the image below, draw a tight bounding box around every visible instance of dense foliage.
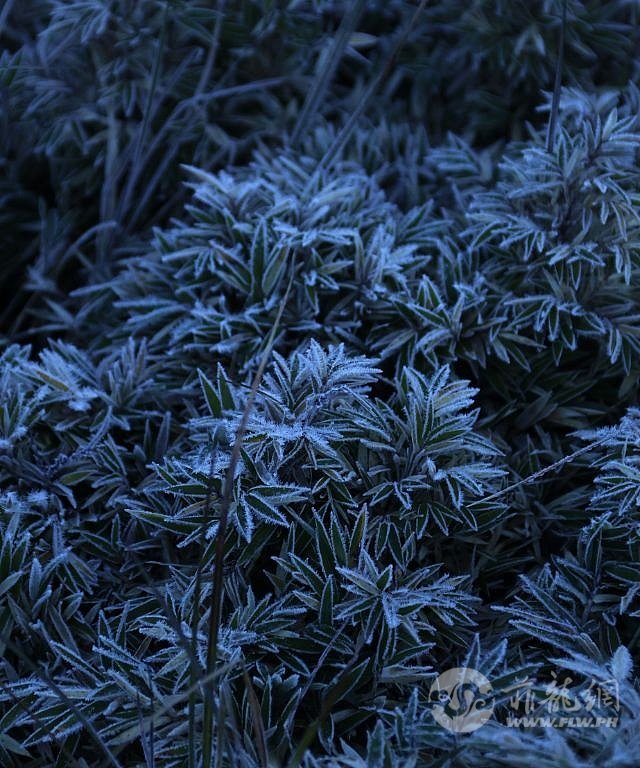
[1,1,639,766]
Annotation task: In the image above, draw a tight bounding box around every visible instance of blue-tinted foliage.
[1,2,640,767]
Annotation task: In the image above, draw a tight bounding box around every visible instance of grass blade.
[201,267,294,768]
[316,0,427,173]
[290,0,367,147]
[546,0,568,153]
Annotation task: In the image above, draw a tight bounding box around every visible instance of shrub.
[1,2,639,766]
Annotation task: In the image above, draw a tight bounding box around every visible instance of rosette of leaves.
[96,151,444,381]
[92,340,505,763]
